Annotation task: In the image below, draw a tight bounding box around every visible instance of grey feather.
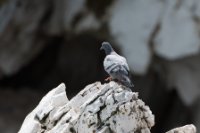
[100,42,134,88]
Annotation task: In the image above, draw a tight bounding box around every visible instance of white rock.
[193,0,200,18]
[166,55,200,105]
[18,82,155,133]
[165,124,196,133]
[154,0,200,60]
[18,83,68,133]
[109,0,163,74]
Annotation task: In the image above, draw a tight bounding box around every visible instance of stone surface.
[165,54,200,105]
[18,82,155,133]
[0,0,50,76]
[154,0,200,60]
[64,0,86,30]
[109,0,163,74]
[18,83,68,133]
[165,124,196,133]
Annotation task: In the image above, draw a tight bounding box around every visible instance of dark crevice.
[69,127,76,133]
[86,0,114,18]
[71,12,85,28]
[0,36,64,91]
[148,22,161,53]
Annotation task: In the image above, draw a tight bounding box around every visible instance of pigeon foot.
[105,76,112,81]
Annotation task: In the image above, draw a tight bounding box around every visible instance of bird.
[100,42,134,89]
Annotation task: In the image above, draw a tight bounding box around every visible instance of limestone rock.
[18,83,68,133]
[18,82,155,133]
[154,0,200,60]
[109,0,163,74]
[165,124,196,133]
[64,0,86,30]
[0,0,49,76]
[166,55,200,105]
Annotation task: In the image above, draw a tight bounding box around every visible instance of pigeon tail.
[121,77,134,89]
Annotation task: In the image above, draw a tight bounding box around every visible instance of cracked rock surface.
[18,82,155,133]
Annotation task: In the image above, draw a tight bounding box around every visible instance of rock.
[18,83,68,133]
[154,0,200,60]
[0,0,69,77]
[194,0,200,18]
[165,124,196,133]
[165,54,200,105]
[18,81,155,133]
[107,0,200,73]
[0,0,50,76]
[64,0,86,30]
[46,0,66,35]
[74,13,101,33]
[63,0,101,33]
[108,0,163,74]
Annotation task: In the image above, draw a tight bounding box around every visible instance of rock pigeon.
[100,42,134,88]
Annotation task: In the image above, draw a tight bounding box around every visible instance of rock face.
[18,82,155,133]
[109,0,162,74]
[0,0,49,76]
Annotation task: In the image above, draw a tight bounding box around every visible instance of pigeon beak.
[100,46,103,50]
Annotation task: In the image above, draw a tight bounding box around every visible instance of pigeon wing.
[104,54,134,88]
[104,54,130,76]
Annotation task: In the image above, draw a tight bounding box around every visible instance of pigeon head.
[100,42,114,55]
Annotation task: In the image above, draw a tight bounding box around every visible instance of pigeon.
[100,42,134,88]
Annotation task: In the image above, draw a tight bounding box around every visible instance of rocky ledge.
[18,82,196,133]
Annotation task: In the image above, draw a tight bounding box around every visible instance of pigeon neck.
[105,47,114,55]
